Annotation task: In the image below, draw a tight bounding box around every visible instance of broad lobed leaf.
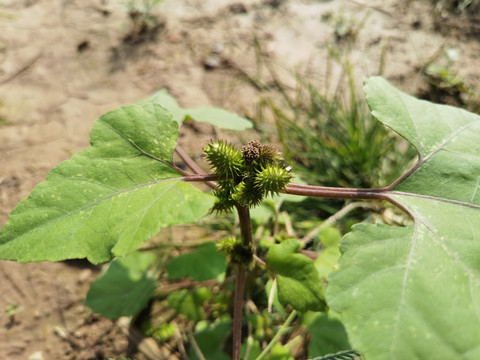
[166,242,227,282]
[0,104,214,264]
[85,251,157,318]
[327,77,480,359]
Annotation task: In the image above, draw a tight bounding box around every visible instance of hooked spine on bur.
[204,140,293,211]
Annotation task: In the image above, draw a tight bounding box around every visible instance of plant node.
[217,237,254,266]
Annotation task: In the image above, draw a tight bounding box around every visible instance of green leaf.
[315,227,342,280]
[327,77,480,359]
[137,89,186,123]
[241,339,262,360]
[301,311,351,357]
[142,89,252,130]
[84,251,156,318]
[267,343,294,360]
[0,104,214,264]
[191,317,232,360]
[186,107,252,130]
[166,242,226,282]
[167,287,212,322]
[241,339,295,360]
[267,239,326,312]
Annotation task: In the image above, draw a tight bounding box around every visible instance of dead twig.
[0,53,42,85]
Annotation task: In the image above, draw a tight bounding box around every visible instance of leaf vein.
[390,220,419,357]
[10,177,185,241]
[98,116,169,165]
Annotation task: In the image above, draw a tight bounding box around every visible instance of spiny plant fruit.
[203,140,293,211]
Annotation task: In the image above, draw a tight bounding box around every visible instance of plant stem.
[233,265,246,360]
[283,183,389,200]
[232,204,254,360]
[256,310,297,360]
[175,146,218,189]
[236,205,253,246]
[182,174,389,200]
[182,174,415,218]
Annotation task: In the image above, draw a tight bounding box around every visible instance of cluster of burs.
[204,140,293,211]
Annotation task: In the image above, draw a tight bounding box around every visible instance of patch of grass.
[255,64,415,190]
[428,0,480,39]
[431,0,480,14]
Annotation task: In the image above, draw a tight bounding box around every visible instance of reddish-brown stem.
[284,183,390,200]
[231,205,253,360]
[182,174,393,201]
[236,205,253,246]
[182,174,222,183]
[232,265,246,360]
[175,145,206,175]
[182,174,398,204]
[175,146,218,189]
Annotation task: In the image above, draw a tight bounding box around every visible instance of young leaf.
[0,104,214,264]
[327,77,480,359]
[315,227,342,280]
[267,239,326,312]
[137,89,186,123]
[84,251,156,319]
[167,287,212,322]
[267,343,294,360]
[241,338,262,360]
[166,242,226,282]
[186,107,253,131]
[141,89,253,130]
[191,317,232,360]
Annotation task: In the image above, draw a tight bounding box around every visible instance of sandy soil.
[1,0,480,359]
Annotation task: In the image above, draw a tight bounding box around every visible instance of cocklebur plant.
[1,77,480,360]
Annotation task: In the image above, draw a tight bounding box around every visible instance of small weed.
[431,0,480,14]
[429,0,480,38]
[5,303,23,327]
[321,10,369,45]
[420,47,480,112]
[122,0,165,44]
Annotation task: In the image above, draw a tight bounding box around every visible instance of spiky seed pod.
[211,180,237,213]
[231,180,264,207]
[211,193,237,213]
[254,164,293,197]
[241,140,262,164]
[217,237,253,265]
[203,140,244,179]
[255,144,284,169]
[241,140,284,169]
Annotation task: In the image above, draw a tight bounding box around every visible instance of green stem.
[255,310,297,360]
